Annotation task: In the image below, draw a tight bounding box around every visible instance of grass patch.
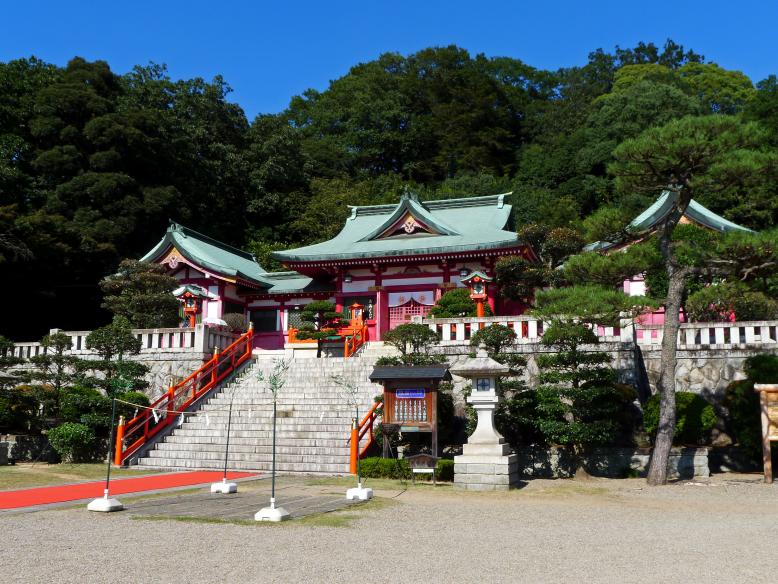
[305,476,449,491]
[131,514,262,527]
[0,463,161,490]
[129,496,397,529]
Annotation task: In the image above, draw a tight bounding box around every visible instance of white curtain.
[388,291,435,307]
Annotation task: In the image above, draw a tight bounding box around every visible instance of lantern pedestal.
[451,352,519,491]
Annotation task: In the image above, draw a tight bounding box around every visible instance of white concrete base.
[87,491,124,512]
[346,484,373,501]
[210,479,238,494]
[255,499,290,522]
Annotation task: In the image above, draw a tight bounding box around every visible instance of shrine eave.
[282,243,535,270]
[141,221,273,289]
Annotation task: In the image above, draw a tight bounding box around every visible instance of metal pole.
[271,397,277,507]
[104,398,117,497]
[222,398,234,482]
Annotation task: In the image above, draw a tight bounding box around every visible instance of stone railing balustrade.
[9,324,239,360]
[636,321,778,349]
[420,315,778,349]
[421,315,632,345]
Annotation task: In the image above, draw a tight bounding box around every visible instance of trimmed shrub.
[643,392,717,445]
[223,312,248,332]
[686,282,778,322]
[48,422,96,463]
[428,288,492,318]
[115,390,151,422]
[723,354,778,464]
[359,457,410,479]
[359,457,455,482]
[436,459,454,482]
[60,386,111,431]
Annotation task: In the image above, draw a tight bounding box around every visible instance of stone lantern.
[451,349,519,490]
[460,271,492,318]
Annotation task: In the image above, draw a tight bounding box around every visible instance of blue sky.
[2,1,776,120]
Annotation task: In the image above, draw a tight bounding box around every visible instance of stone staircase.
[136,354,385,475]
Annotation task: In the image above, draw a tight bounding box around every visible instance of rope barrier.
[114,398,278,417]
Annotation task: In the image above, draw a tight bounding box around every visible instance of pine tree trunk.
[646,263,686,485]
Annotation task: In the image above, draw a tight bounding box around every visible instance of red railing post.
[210,346,220,385]
[114,415,125,465]
[349,417,359,474]
[166,384,175,427]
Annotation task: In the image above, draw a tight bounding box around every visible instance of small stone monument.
[452,350,519,490]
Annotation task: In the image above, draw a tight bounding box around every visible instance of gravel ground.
[2,474,777,584]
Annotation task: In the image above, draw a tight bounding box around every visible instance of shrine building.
[141,191,535,350]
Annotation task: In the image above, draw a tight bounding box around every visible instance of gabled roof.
[141,222,273,288]
[369,365,452,381]
[586,190,753,252]
[273,192,523,263]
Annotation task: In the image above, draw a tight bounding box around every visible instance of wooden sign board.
[754,384,778,483]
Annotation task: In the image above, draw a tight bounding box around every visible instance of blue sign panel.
[396,389,425,399]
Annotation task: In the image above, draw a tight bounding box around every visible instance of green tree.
[531,286,644,473]
[26,332,81,399]
[85,316,147,394]
[429,288,491,317]
[296,301,342,358]
[0,335,23,389]
[381,323,441,366]
[609,115,778,485]
[99,259,179,327]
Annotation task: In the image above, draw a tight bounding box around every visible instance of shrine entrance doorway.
[388,291,434,330]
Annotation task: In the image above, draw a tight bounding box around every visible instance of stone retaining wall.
[515,446,710,480]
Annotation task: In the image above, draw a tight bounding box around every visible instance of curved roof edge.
[585,190,753,252]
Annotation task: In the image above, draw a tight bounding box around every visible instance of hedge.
[359,457,454,482]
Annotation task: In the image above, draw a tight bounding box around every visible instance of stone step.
[159,435,354,447]
[137,458,349,474]
[145,450,348,464]
[154,443,349,455]
[180,422,351,432]
[169,429,354,439]
[135,354,384,475]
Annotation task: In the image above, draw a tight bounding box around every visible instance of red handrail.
[348,400,383,474]
[114,328,254,465]
[344,323,368,358]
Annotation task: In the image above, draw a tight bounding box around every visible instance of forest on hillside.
[2,40,777,339]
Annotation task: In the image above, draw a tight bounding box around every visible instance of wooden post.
[755,384,777,484]
[761,391,772,484]
[113,416,125,466]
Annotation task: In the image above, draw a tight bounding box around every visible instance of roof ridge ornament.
[401,185,420,202]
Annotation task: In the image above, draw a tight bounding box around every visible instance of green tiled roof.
[586,190,753,252]
[273,192,520,263]
[141,222,273,288]
[259,271,333,294]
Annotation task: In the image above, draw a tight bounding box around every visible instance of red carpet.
[0,471,257,510]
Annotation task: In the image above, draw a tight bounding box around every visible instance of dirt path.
[2,474,777,583]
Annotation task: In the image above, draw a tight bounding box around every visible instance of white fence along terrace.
[10,324,238,359]
[420,316,778,350]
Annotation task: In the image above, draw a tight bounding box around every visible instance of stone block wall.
[515,446,710,480]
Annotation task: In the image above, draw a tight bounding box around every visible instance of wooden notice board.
[754,384,778,483]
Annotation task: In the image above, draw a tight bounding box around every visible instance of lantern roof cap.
[172,284,218,299]
[450,349,510,377]
[460,270,493,284]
